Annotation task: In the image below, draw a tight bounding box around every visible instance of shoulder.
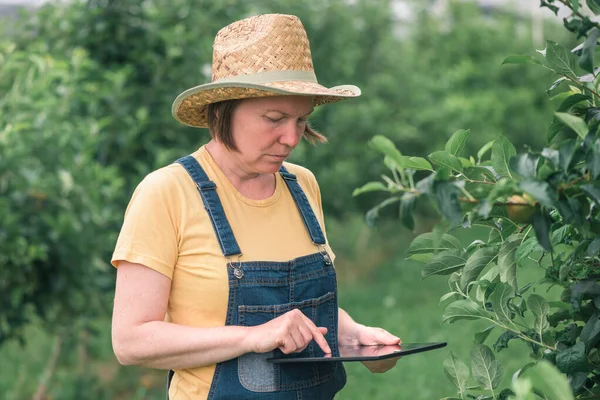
[282,162,318,187]
[130,161,193,204]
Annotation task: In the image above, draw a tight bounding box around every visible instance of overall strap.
[279,166,326,245]
[176,155,242,257]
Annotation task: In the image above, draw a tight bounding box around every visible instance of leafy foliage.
[0,43,124,343]
[358,1,600,398]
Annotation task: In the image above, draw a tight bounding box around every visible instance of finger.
[311,326,331,354]
[299,314,331,353]
[371,328,401,345]
[290,328,306,353]
[279,336,296,354]
[297,324,314,352]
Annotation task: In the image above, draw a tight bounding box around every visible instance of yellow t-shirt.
[111,145,335,400]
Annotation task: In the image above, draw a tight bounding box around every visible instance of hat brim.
[172,80,361,128]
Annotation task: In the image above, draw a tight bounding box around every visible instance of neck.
[205,140,276,199]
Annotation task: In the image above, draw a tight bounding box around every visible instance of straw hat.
[171,13,361,128]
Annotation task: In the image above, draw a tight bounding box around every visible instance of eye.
[265,115,283,123]
[297,118,308,124]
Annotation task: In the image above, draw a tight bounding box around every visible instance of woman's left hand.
[339,322,402,373]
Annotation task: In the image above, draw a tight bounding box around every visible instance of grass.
[1,225,556,400]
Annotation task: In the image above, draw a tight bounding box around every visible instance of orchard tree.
[356,1,600,398]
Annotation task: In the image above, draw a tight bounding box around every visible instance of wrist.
[238,326,257,354]
[338,320,365,345]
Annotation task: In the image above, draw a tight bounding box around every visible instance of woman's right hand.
[245,309,331,355]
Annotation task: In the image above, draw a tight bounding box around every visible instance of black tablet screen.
[267,342,447,363]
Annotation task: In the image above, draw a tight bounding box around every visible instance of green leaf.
[443,352,469,396]
[369,135,403,166]
[498,237,519,289]
[547,77,567,94]
[365,197,401,227]
[559,139,578,171]
[588,0,600,15]
[352,181,387,196]
[585,138,600,179]
[579,28,600,73]
[493,330,520,352]
[399,156,433,171]
[474,325,496,345]
[477,140,494,161]
[439,291,461,305]
[459,157,472,168]
[547,117,566,143]
[442,299,490,324]
[551,225,572,246]
[429,151,464,172]
[491,135,516,178]
[556,342,589,374]
[532,210,553,253]
[383,155,399,172]
[588,238,600,257]
[476,266,500,303]
[422,249,468,278]
[432,180,463,227]
[445,129,470,156]
[557,93,590,112]
[471,344,503,390]
[571,0,581,12]
[501,55,542,66]
[524,360,574,400]
[527,294,549,336]
[509,153,539,178]
[406,232,462,255]
[520,180,557,208]
[554,112,588,139]
[559,263,572,282]
[399,192,417,230]
[460,247,497,293]
[581,311,600,349]
[545,40,577,77]
[582,183,600,206]
[448,272,461,292]
[463,166,497,183]
[515,237,543,263]
[489,282,516,326]
[570,280,600,312]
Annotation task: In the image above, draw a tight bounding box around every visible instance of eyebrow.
[265,108,314,117]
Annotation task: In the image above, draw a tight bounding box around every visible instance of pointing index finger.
[301,313,331,354]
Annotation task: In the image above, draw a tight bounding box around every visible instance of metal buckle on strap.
[315,243,332,265]
[227,254,244,279]
[197,181,217,191]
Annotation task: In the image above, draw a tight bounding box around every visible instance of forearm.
[113,321,252,370]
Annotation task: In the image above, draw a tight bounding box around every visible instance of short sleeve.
[111,169,181,279]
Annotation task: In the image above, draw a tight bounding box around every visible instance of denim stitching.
[237,292,334,314]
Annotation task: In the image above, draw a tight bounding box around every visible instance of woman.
[111,13,401,400]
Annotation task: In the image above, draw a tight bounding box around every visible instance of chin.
[259,161,285,174]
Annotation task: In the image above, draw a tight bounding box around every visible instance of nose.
[278,120,303,148]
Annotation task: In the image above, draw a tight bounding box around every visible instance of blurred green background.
[0,0,569,398]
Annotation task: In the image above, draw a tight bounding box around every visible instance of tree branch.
[32,333,64,400]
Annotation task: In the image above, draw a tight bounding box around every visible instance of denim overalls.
[167,155,347,399]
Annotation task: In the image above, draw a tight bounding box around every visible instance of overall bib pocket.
[237,291,337,392]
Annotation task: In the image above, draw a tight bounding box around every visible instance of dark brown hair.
[207,99,327,151]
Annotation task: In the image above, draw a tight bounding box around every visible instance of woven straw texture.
[172,14,360,128]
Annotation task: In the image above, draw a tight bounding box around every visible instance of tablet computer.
[266,342,447,363]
